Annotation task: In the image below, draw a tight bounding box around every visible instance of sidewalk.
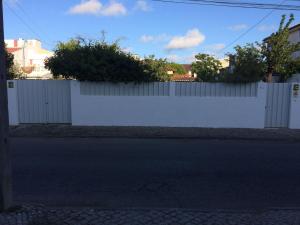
[1,206,300,225]
[9,125,300,141]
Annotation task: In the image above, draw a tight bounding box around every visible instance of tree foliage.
[222,14,300,83]
[45,38,157,82]
[224,44,267,83]
[5,48,21,80]
[167,63,186,75]
[261,14,300,82]
[142,56,189,81]
[191,54,222,82]
[45,38,186,82]
[143,55,172,81]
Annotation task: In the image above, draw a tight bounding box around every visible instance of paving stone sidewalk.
[9,125,300,141]
[1,206,300,225]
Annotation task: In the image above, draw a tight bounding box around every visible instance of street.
[11,138,300,210]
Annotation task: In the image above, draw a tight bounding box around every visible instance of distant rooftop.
[288,23,300,33]
[181,64,192,71]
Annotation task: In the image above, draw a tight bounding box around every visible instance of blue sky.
[3,0,300,63]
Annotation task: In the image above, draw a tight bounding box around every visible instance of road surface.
[11,138,300,210]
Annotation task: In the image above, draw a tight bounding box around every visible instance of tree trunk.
[267,72,273,83]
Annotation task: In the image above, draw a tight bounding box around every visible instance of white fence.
[7,80,300,129]
[81,82,170,96]
[80,82,258,97]
[175,82,258,97]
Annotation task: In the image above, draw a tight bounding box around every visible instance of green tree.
[191,54,222,82]
[167,63,186,75]
[45,38,156,82]
[143,55,172,81]
[142,57,188,81]
[5,49,21,80]
[282,58,300,81]
[261,14,300,82]
[224,44,267,83]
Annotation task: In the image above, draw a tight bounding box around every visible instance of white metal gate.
[265,83,291,128]
[17,80,71,124]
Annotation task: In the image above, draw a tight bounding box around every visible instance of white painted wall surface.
[7,81,19,125]
[289,83,300,129]
[71,81,267,128]
[288,30,300,44]
[288,30,300,60]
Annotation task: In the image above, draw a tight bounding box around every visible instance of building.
[264,23,300,51]
[168,61,229,82]
[171,74,196,81]
[5,39,54,79]
[219,57,230,69]
[265,23,300,59]
[168,64,197,82]
[263,23,300,82]
[287,23,300,59]
[263,23,300,59]
[182,64,197,78]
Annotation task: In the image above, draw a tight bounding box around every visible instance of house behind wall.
[5,38,53,79]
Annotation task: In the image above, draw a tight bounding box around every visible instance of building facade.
[5,39,54,79]
[288,24,300,59]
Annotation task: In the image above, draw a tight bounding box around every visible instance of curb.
[9,125,300,142]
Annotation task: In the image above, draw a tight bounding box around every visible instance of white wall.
[288,30,300,44]
[7,81,19,125]
[289,83,300,129]
[288,30,300,60]
[71,81,267,128]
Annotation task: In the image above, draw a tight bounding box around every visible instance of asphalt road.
[11,138,300,210]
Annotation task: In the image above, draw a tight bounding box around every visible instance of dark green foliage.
[5,49,18,80]
[143,56,188,81]
[143,55,172,81]
[191,54,222,82]
[280,59,300,81]
[224,44,267,83]
[45,38,157,82]
[167,63,186,75]
[224,14,300,83]
[261,14,300,82]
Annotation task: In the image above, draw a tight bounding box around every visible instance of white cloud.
[69,0,102,15]
[257,25,276,32]
[122,47,133,53]
[140,34,170,43]
[101,1,127,16]
[205,43,225,52]
[68,0,127,16]
[203,44,226,58]
[140,35,154,43]
[166,54,181,62]
[166,44,226,63]
[165,29,205,50]
[166,54,196,63]
[134,0,152,11]
[228,24,248,31]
